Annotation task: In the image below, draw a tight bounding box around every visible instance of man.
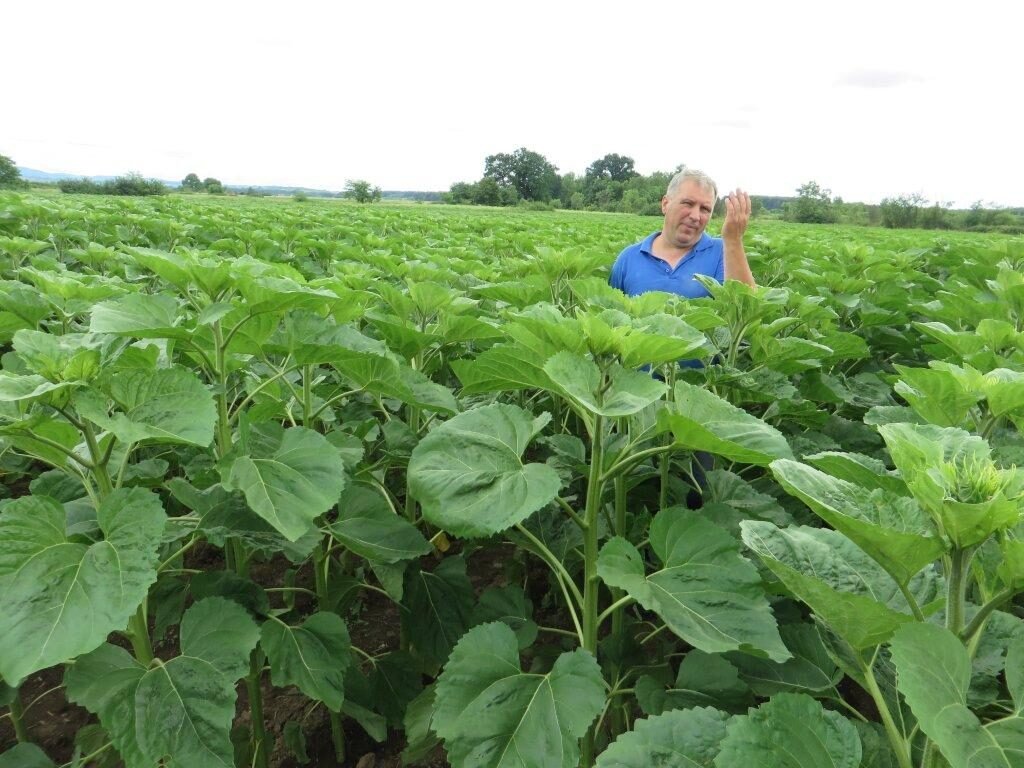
[610,168,755,297]
[609,168,755,509]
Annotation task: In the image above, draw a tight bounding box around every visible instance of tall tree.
[584,153,637,182]
[483,148,559,202]
[181,173,203,192]
[344,179,382,203]
[0,154,24,188]
[786,181,837,224]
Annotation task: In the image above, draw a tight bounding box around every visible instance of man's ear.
[661,195,670,215]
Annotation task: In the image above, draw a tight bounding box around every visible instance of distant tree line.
[783,181,1024,234]
[445,148,674,215]
[58,173,167,196]
[443,147,1024,233]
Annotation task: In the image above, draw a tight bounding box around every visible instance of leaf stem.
[960,587,1015,644]
[513,524,584,609]
[861,656,913,768]
[896,581,926,623]
[555,495,587,530]
[157,536,199,573]
[597,595,636,627]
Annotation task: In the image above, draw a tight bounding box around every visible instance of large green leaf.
[74,366,216,447]
[408,404,561,538]
[64,644,148,768]
[740,522,922,650]
[433,622,605,768]
[544,352,667,418]
[0,489,165,684]
[168,479,319,561]
[401,557,476,667]
[618,313,708,369]
[595,706,731,767]
[221,422,347,541]
[716,692,862,768]
[328,484,432,563]
[891,623,1024,768]
[659,381,793,465]
[451,343,556,394]
[0,372,76,402]
[770,459,945,585]
[66,598,258,768]
[0,744,57,768]
[89,292,187,339]
[726,622,842,697]
[261,612,352,711]
[598,508,790,661]
[473,585,539,650]
[803,451,908,495]
[984,368,1024,420]
[636,650,752,715]
[893,365,981,427]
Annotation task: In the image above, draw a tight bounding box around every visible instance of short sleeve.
[609,250,627,291]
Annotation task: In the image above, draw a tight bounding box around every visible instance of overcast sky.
[5,1,1021,207]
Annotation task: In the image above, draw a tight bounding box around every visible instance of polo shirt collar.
[639,231,712,256]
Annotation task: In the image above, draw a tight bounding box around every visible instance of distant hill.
[17,167,443,201]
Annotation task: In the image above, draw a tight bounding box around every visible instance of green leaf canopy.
[770,458,945,585]
[221,422,347,541]
[328,484,432,563]
[595,706,731,767]
[74,366,217,447]
[433,622,605,768]
[0,489,165,684]
[598,508,790,662]
[659,381,793,465]
[65,598,259,768]
[543,352,667,418]
[261,612,352,711]
[716,693,862,768]
[740,522,925,650]
[891,623,1024,767]
[408,404,561,538]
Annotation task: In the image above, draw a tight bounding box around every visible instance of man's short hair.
[666,168,718,201]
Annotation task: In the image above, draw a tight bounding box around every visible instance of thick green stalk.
[658,365,677,511]
[82,423,114,498]
[582,414,606,653]
[611,470,628,638]
[313,540,346,764]
[658,450,670,511]
[9,685,28,743]
[610,443,630,741]
[302,364,314,425]
[946,548,971,636]
[581,414,605,768]
[246,648,270,768]
[211,321,232,458]
[127,603,153,665]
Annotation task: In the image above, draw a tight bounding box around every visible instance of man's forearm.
[723,237,756,287]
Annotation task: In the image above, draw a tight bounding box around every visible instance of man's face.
[661,180,716,250]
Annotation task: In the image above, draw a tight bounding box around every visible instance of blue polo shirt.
[609,232,724,298]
